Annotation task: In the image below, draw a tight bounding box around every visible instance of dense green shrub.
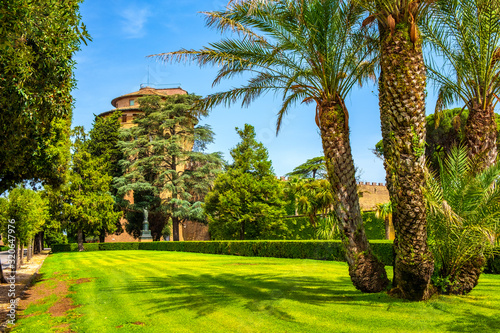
[362,212,386,240]
[49,241,498,273]
[51,240,393,264]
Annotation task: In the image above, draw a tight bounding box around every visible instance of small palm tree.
[375,201,394,240]
[421,0,500,170]
[424,146,500,294]
[152,0,389,292]
[356,0,436,300]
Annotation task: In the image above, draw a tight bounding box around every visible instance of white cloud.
[119,6,151,39]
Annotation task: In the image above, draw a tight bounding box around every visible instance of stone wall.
[358,182,390,211]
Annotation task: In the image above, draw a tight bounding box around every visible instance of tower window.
[129,99,135,106]
[122,114,127,123]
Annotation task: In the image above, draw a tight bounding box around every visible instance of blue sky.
[72,0,438,183]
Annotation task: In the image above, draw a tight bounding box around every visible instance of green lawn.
[11,250,500,332]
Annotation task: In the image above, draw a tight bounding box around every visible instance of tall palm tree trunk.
[379,29,434,300]
[465,101,497,169]
[320,101,389,293]
[453,102,497,294]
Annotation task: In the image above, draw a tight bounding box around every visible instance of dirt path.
[0,251,49,330]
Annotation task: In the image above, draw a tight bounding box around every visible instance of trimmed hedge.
[51,240,395,265]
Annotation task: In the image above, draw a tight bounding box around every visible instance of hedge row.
[51,240,394,265]
[51,240,500,273]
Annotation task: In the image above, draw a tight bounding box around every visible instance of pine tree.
[115,95,223,241]
[85,111,124,241]
[205,124,287,240]
[63,127,121,251]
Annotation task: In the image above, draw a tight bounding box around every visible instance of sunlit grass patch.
[10,250,500,332]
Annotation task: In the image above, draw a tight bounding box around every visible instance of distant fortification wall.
[357,182,390,211]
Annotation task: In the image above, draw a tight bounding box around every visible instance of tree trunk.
[453,102,496,292]
[77,229,84,252]
[14,241,19,271]
[99,228,106,243]
[379,28,434,300]
[172,216,180,241]
[27,239,32,262]
[20,243,24,266]
[240,220,245,240]
[0,259,7,284]
[384,216,395,241]
[319,101,389,293]
[465,102,497,170]
[34,232,40,254]
[446,256,485,295]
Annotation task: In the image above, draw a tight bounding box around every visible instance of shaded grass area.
[9,250,500,332]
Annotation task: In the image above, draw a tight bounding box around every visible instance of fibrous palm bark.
[465,102,497,169]
[320,101,389,293]
[379,29,434,300]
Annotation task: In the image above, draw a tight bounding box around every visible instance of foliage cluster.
[115,95,223,241]
[425,146,500,294]
[205,124,287,240]
[0,0,88,193]
[0,187,48,246]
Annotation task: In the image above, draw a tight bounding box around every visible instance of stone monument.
[139,208,153,242]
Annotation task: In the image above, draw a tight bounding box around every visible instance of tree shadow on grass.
[441,311,500,332]
[102,273,397,321]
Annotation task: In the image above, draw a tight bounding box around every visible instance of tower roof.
[110,86,188,107]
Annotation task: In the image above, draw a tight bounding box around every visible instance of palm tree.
[421,0,500,170]
[424,146,500,294]
[355,0,436,300]
[286,178,334,228]
[152,0,389,292]
[375,201,394,240]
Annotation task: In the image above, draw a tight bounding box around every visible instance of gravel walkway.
[0,250,50,331]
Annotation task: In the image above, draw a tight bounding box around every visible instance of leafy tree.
[286,157,326,179]
[42,185,69,247]
[357,0,436,300]
[0,187,48,268]
[63,127,121,251]
[154,0,389,293]
[424,146,500,294]
[115,95,223,241]
[0,0,89,193]
[85,111,124,241]
[205,125,287,240]
[422,0,500,170]
[86,111,124,179]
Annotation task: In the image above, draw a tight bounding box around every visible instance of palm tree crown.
[421,0,500,168]
[152,0,389,292]
[152,0,376,129]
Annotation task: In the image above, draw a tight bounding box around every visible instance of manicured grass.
[11,250,500,332]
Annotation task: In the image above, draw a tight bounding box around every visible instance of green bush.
[0,245,10,251]
[49,241,498,274]
[362,211,386,240]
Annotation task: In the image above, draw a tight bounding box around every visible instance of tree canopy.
[115,95,223,241]
[205,124,287,240]
[0,0,89,193]
[286,157,326,179]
